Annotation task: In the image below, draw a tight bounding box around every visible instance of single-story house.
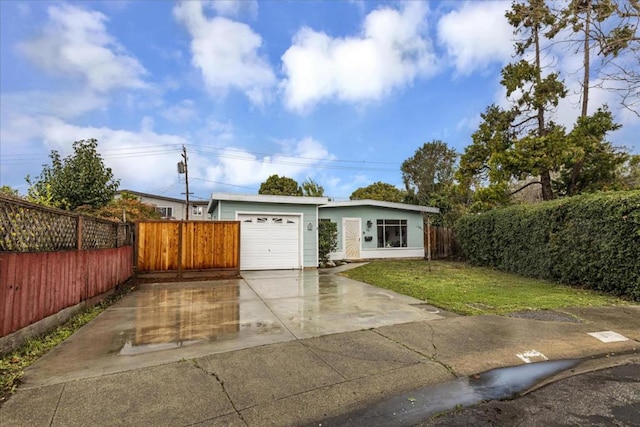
[319,199,439,261]
[117,190,209,220]
[208,193,439,270]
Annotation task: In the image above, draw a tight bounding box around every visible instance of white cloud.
[205,137,335,186]
[209,0,258,19]
[280,2,437,112]
[1,111,334,195]
[19,4,147,92]
[161,99,198,123]
[437,1,512,76]
[173,2,276,105]
[1,90,107,119]
[12,117,188,189]
[456,114,481,132]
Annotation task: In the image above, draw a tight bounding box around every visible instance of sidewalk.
[1,305,638,426]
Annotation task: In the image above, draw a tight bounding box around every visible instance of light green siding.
[212,201,319,268]
[319,205,424,252]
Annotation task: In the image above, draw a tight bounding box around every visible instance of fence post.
[177,222,183,278]
[427,217,431,271]
[76,216,83,251]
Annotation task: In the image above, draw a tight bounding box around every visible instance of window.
[192,205,203,216]
[272,217,283,224]
[377,219,407,248]
[156,206,173,218]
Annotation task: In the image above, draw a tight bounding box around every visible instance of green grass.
[342,260,628,315]
[0,280,135,405]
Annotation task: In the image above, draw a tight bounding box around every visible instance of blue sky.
[1,0,638,202]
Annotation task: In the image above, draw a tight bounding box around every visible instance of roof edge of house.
[321,199,440,214]
[210,192,329,205]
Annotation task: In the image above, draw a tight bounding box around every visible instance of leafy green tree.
[557,107,627,194]
[556,0,640,116]
[350,181,406,203]
[620,154,640,189]
[401,140,457,204]
[551,1,635,192]
[502,0,568,200]
[301,178,325,197]
[401,140,461,226]
[318,220,338,264]
[258,174,303,196]
[0,186,19,197]
[26,139,119,210]
[76,192,161,222]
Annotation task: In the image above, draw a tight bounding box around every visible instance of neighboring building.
[117,190,209,221]
[208,193,439,270]
[319,200,438,261]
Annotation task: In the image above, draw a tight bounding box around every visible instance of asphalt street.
[424,362,640,426]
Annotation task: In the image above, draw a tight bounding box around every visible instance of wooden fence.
[136,221,240,276]
[0,194,134,341]
[425,226,458,259]
[1,247,132,338]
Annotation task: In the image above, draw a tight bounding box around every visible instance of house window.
[156,206,173,218]
[192,205,203,216]
[377,219,407,248]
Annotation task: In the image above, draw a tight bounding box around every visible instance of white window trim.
[156,206,173,218]
[376,219,408,249]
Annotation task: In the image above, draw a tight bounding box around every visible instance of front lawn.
[341,260,627,315]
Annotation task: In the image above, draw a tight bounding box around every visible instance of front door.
[343,218,361,259]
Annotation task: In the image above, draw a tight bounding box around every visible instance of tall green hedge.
[456,190,640,300]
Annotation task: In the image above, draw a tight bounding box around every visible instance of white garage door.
[239,214,301,270]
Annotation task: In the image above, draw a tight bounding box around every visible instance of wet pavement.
[423,360,640,426]
[1,269,639,427]
[20,269,442,387]
[323,358,583,426]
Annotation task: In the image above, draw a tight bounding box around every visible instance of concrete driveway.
[21,268,443,388]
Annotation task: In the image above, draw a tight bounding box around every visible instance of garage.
[208,193,328,270]
[238,214,301,270]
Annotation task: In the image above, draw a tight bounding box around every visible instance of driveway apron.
[20,269,442,388]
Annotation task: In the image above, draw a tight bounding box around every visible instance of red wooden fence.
[0,246,133,338]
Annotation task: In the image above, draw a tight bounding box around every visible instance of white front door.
[343,218,361,259]
[239,214,301,270]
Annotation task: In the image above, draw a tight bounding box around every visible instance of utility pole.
[178,145,191,220]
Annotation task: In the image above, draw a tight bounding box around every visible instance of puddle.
[323,359,580,427]
[119,339,202,355]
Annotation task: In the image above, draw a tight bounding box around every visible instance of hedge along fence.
[456,190,640,301]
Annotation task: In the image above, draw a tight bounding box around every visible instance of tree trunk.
[569,0,592,197]
[535,23,555,202]
[541,170,554,201]
[581,0,591,117]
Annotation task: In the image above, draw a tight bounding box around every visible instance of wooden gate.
[136,221,240,277]
[425,226,458,259]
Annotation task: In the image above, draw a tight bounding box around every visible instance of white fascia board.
[321,199,440,214]
[207,199,216,214]
[210,192,329,205]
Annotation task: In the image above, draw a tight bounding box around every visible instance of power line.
[190,177,259,191]
[1,143,401,171]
